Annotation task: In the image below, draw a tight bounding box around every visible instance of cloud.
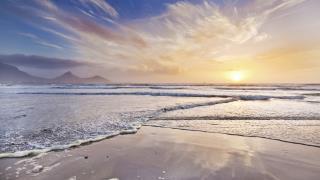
[35,0,146,49]
[4,0,310,82]
[254,33,270,42]
[18,32,63,49]
[126,61,184,75]
[0,54,89,69]
[78,0,118,18]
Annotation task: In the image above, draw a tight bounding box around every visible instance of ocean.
[1,84,320,158]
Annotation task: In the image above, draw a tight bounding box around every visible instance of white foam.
[1,84,318,159]
[17,91,305,100]
[42,162,61,173]
[0,127,141,158]
[238,95,304,101]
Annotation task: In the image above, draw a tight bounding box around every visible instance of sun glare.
[229,70,245,82]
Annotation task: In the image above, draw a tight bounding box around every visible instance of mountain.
[52,71,81,84]
[0,63,110,84]
[52,71,109,84]
[0,62,45,83]
[83,75,110,84]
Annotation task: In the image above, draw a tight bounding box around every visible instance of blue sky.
[0,0,225,58]
[0,0,319,83]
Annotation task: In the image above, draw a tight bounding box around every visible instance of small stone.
[41,128,53,133]
[84,156,88,159]
[68,176,76,180]
[32,165,44,173]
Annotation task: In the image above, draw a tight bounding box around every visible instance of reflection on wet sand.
[1,126,320,180]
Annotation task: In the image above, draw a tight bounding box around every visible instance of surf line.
[144,125,320,148]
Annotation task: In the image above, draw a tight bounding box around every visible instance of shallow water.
[0,84,320,157]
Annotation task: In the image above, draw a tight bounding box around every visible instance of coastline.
[0,126,141,159]
[1,126,320,180]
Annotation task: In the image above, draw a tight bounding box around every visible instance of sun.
[228,70,245,82]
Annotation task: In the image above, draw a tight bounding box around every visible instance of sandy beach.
[1,126,320,180]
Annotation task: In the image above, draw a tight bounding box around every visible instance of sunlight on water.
[0,84,320,157]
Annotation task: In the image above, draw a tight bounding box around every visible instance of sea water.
[0,84,320,157]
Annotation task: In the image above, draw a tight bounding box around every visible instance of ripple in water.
[0,84,320,157]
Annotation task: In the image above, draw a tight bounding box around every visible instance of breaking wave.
[152,116,320,120]
[0,97,236,158]
[0,127,139,158]
[17,91,305,101]
[1,84,319,158]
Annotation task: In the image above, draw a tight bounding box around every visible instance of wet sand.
[1,126,320,180]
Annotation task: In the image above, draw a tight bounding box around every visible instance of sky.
[0,0,319,83]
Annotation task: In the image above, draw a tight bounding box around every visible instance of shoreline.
[1,126,320,180]
[2,122,320,160]
[144,124,320,148]
[0,126,141,159]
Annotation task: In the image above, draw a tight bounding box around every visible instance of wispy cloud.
[6,0,315,82]
[78,0,118,18]
[18,32,63,49]
[254,33,269,42]
[0,54,88,69]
